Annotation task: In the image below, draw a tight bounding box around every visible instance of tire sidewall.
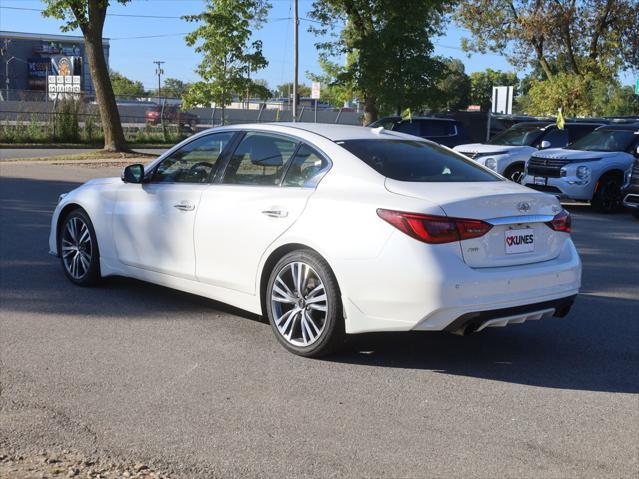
[58,209,101,286]
[266,250,343,357]
[592,176,622,213]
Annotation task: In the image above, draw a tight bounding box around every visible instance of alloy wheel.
[61,216,93,280]
[270,261,328,347]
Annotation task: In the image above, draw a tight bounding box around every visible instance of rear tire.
[58,209,101,286]
[266,250,345,357]
[591,174,622,213]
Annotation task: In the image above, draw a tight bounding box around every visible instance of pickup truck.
[145,105,199,129]
[454,121,603,183]
[522,123,639,213]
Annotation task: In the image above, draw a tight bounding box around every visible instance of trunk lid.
[385,179,567,268]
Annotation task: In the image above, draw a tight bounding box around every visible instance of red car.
[145,106,199,129]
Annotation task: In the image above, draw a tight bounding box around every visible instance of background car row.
[452,122,639,217]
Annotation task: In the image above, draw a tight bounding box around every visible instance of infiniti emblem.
[517,201,531,212]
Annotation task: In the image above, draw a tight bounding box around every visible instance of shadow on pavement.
[1,175,637,395]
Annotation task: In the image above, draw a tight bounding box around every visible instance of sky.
[0,0,634,91]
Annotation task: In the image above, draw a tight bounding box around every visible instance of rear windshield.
[338,139,501,182]
[569,129,639,152]
[487,125,545,146]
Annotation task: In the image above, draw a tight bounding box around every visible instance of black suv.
[369,116,470,147]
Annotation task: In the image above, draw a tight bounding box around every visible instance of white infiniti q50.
[49,123,581,357]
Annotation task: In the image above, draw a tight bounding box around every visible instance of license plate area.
[534,176,547,185]
[505,228,535,254]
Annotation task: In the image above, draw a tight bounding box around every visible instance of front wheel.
[266,250,344,357]
[503,163,525,183]
[591,175,622,213]
[58,209,101,286]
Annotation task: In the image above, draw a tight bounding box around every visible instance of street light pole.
[153,60,165,105]
[292,0,299,122]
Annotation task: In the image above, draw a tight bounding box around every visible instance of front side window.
[569,129,639,152]
[339,139,501,182]
[541,129,569,148]
[223,132,298,186]
[152,132,234,183]
[282,144,330,187]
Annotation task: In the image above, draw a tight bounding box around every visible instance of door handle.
[261,209,288,218]
[173,201,195,211]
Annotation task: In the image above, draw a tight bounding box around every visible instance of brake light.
[546,209,571,233]
[377,209,493,244]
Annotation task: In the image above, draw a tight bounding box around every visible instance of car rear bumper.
[339,231,581,334]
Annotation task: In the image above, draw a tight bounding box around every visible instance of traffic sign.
[311,82,321,100]
[635,79,639,95]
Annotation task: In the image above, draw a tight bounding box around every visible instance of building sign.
[48,75,81,100]
[28,58,51,90]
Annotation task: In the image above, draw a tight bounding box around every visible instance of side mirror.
[122,164,144,183]
[539,140,551,149]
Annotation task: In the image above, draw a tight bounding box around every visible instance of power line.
[0,5,321,23]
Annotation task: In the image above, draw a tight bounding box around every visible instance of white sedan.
[49,123,581,357]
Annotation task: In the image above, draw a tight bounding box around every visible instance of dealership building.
[0,31,110,100]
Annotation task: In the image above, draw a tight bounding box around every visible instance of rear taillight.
[546,209,571,233]
[377,209,493,244]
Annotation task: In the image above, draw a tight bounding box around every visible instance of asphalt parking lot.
[1,160,637,478]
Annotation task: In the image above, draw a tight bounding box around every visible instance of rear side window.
[282,144,330,187]
[223,132,298,186]
[422,121,456,137]
[393,121,422,136]
[338,139,500,182]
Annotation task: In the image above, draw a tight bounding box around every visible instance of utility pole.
[292,0,299,122]
[2,39,11,101]
[153,60,165,105]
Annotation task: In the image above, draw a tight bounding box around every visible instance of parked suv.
[622,157,639,219]
[369,116,469,147]
[145,105,199,129]
[522,123,639,213]
[454,122,604,182]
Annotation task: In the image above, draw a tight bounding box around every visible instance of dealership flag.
[556,107,565,130]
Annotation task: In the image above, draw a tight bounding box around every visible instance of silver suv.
[522,124,639,213]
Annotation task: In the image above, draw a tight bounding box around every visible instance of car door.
[194,132,331,294]
[112,131,236,279]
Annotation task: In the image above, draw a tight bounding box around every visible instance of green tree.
[469,69,519,111]
[162,78,190,98]
[307,58,355,108]
[109,70,145,98]
[310,0,450,124]
[430,58,471,112]
[182,0,270,123]
[275,82,311,98]
[42,0,129,151]
[524,74,639,117]
[456,0,639,81]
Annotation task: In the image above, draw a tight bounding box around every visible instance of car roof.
[595,123,639,131]
[255,122,416,141]
[378,116,458,123]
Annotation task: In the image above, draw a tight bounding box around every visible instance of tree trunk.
[84,32,128,152]
[363,95,378,125]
